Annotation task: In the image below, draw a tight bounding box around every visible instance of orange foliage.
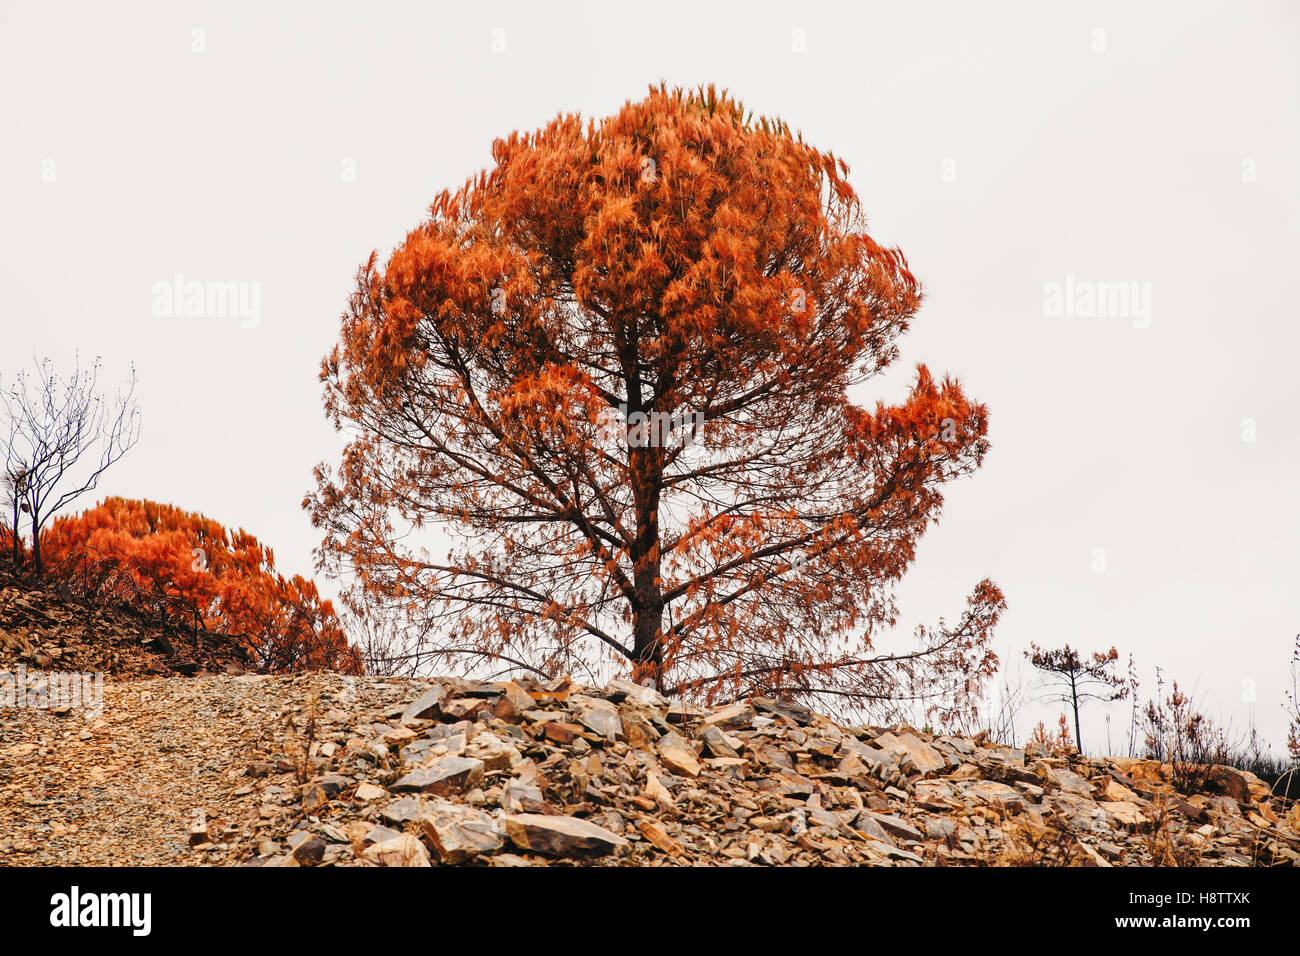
[307,84,1001,717]
[42,497,360,674]
[1029,715,1076,756]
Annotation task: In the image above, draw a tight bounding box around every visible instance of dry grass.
[1143,677,1231,796]
[279,691,320,786]
[1143,797,1203,867]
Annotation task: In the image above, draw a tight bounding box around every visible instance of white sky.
[2,0,1297,753]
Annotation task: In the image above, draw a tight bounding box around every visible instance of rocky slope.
[0,576,250,678]
[2,671,1296,866]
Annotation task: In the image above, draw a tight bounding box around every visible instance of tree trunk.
[29,505,44,577]
[624,367,666,689]
[1070,672,1082,753]
[631,598,665,689]
[628,484,664,688]
[8,497,21,567]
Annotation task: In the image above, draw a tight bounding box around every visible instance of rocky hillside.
[0,574,250,678]
[2,670,1296,866]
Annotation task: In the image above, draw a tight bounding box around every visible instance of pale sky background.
[2,0,1297,753]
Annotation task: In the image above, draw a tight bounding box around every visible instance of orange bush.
[42,497,360,673]
[1028,714,1076,756]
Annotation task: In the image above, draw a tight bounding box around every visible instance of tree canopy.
[307,84,1002,721]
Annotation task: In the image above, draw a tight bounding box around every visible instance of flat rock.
[962,780,1026,808]
[701,702,755,730]
[420,802,504,863]
[391,755,484,796]
[875,732,946,775]
[868,812,925,842]
[572,697,623,740]
[659,744,701,778]
[1047,767,1095,796]
[502,813,629,857]
[1100,800,1149,828]
[604,678,668,708]
[363,834,431,867]
[401,687,447,724]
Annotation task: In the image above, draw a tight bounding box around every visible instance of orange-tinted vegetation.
[42,496,360,674]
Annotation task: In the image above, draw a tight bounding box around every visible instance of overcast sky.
[2,0,1297,752]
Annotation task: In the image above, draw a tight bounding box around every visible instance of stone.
[1209,766,1252,803]
[288,831,325,866]
[544,721,585,745]
[361,825,404,846]
[922,816,956,841]
[502,813,629,857]
[391,756,484,796]
[4,638,1274,871]
[363,834,431,867]
[853,814,898,845]
[774,771,817,798]
[638,819,684,856]
[646,770,675,811]
[875,843,924,864]
[464,732,522,771]
[188,818,210,847]
[383,726,418,747]
[906,781,954,813]
[978,754,1042,786]
[874,732,946,775]
[493,682,536,719]
[401,686,447,724]
[1110,756,1164,780]
[420,802,504,863]
[573,698,623,740]
[529,675,574,704]
[705,756,748,779]
[1046,767,1095,796]
[1207,796,1240,817]
[379,796,422,825]
[354,783,386,802]
[698,724,741,758]
[301,784,331,812]
[751,697,815,725]
[1100,801,1149,828]
[659,744,701,778]
[665,700,709,724]
[963,780,1026,809]
[442,698,489,722]
[1099,779,1145,805]
[701,702,756,730]
[500,778,544,812]
[840,736,898,770]
[1049,793,1111,834]
[1077,840,1112,867]
[604,678,669,708]
[868,812,924,843]
[623,718,661,749]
